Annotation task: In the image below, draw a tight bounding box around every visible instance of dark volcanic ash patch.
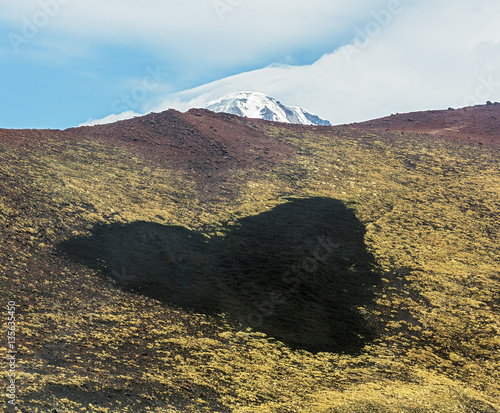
[59,197,382,354]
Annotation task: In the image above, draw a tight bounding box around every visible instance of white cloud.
[8,0,498,127]
[148,0,500,124]
[78,110,140,127]
[0,0,389,67]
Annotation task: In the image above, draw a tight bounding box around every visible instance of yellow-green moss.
[0,127,499,412]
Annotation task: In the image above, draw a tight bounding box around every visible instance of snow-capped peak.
[205,92,331,126]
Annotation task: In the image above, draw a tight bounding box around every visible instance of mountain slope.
[205,91,331,125]
[350,103,500,149]
[0,107,499,412]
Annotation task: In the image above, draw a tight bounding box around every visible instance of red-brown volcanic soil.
[348,103,500,149]
[1,104,499,173]
[0,109,300,184]
[70,109,298,171]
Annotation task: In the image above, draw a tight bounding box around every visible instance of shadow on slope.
[59,197,381,353]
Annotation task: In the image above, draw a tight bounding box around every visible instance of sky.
[1,0,500,129]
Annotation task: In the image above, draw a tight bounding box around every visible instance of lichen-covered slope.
[0,109,499,412]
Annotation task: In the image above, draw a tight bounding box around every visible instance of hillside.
[350,104,500,149]
[0,106,499,412]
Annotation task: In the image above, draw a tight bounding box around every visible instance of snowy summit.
[205,92,331,126]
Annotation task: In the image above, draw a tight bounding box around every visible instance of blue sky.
[1,0,500,129]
